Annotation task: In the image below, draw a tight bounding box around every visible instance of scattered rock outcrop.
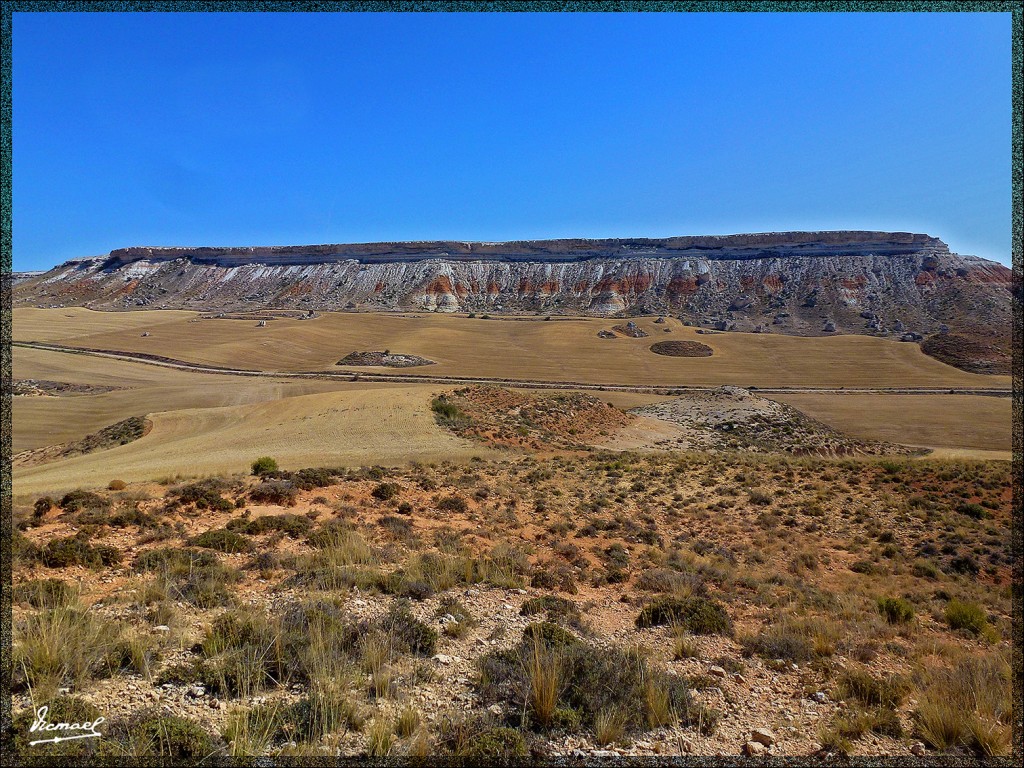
[612,321,649,338]
[632,388,920,457]
[336,351,435,368]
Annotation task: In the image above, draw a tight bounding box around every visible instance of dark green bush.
[233,512,312,538]
[108,506,159,528]
[59,490,108,513]
[520,595,580,621]
[437,494,469,513]
[190,528,254,554]
[956,502,989,520]
[249,480,298,506]
[170,480,234,511]
[372,482,401,501]
[13,530,41,564]
[375,600,438,656]
[635,597,732,635]
[34,496,55,519]
[431,396,472,428]
[466,727,529,759]
[40,536,121,569]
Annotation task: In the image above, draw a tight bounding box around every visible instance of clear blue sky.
[12,11,1012,271]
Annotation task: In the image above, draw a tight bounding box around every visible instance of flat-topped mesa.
[103,231,948,267]
[16,229,1011,374]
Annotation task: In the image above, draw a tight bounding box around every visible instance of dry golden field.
[13,382,499,497]
[12,308,1012,496]
[771,394,1012,457]
[12,308,1010,388]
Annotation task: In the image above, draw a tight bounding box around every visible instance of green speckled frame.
[0,3,1019,765]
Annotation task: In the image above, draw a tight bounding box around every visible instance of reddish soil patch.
[649,340,713,357]
[438,385,633,451]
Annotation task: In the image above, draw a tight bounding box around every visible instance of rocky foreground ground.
[9,447,1011,762]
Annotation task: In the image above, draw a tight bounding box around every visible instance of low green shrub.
[877,596,915,625]
[945,600,988,635]
[190,528,254,554]
[635,597,732,635]
[251,456,279,476]
[40,536,121,569]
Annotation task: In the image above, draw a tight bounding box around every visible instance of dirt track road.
[13,341,1011,397]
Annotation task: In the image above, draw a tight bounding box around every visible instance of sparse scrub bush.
[12,578,74,608]
[915,653,1011,755]
[431,396,472,428]
[477,622,715,737]
[249,480,299,506]
[225,688,363,750]
[671,628,701,661]
[740,617,839,662]
[13,606,140,695]
[13,530,41,564]
[945,600,988,635]
[396,706,421,738]
[520,595,580,623]
[134,547,240,608]
[372,482,401,501]
[169,479,234,511]
[108,710,216,760]
[190,527,254,553]
[836,668,908,709]
[437,494,469,513]
[877,596,914,625]
[234,512,312,538]
[365,717,395,757]
[635,596,732,635]
[40,536,121,569]
[789,550,818,573]
[59,489,108,513]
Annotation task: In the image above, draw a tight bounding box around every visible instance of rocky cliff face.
[14,231,1011,362]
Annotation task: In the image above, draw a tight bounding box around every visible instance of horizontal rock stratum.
[14,230,1011,370]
